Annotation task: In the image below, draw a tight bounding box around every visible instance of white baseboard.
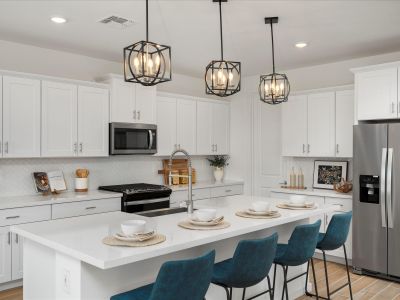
[0,279,22,291]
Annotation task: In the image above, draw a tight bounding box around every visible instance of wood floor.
[0,259,399,300]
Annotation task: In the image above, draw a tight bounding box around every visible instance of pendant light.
[124,0,171,86]
[205,0,241,97]
[259,17,290,104]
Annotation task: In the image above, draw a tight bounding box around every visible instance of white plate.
[114,230,155,242]
[284,202,314,208]
[188,216,224,226]
[246,209,279,216]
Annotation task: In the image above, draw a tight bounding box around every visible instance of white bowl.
[289,195,307,205]
[251,201,271,212]
[194,209,217,222]
[121,220,146,236]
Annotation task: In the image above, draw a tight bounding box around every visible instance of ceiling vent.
[99,16,134,28]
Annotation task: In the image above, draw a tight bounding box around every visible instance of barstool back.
[318,211,352,251]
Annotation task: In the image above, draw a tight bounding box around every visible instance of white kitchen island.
[11,195,336,300]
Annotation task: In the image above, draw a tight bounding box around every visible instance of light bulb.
[155,55,161,67]
[264,83,269,95]
[280,82,284,96]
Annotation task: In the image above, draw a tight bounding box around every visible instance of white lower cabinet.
[52,198,121,219]
[0,227,11,284]
[11,233,22,281]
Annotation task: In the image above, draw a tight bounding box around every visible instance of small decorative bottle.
[298,168,304,189]
[290,167,296,189]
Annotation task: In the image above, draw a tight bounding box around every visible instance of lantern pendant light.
[205,0,241,97]
[124,0,172,86]
[259,17,290,104]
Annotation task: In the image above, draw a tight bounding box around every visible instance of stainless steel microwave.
[109,123,157,155]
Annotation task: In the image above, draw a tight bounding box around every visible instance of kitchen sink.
[137,207,192,217]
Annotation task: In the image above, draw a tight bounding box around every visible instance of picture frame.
[32,172,50,193]
[313,160,348,190]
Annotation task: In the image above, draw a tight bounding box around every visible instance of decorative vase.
[214,167,224,182]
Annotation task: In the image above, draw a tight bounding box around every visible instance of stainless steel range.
[99,183,172,213]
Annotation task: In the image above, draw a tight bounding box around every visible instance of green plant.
[207,155,230,168]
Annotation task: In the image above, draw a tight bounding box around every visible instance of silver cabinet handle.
[307,144,310,153]
[225,189,232,193]
[211,144,214,152]
[73,143,77,153]
[133,110,137,120]
[85,206,96,210]
[8,232,11,245]
[79,143,83,153]
[6,215,20,219]
[137,110,141,120]
[302,144,305,153]
[387,148,394,228]
[15,234,19,244]
[336,144,339,154]
[392,102,395,114]
[215,144,218,152]
[5,142,8,154]
[381,148,388,227]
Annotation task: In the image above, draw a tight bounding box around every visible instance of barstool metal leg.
[267,275,273,300]
[273,263,277,299]
[344,245,353,300]
[242,288,246,300]
[310,258,319,300]
[322,251,331,299]
[305,260,311,296]
[281,265,289,300]
[229,287,233,300]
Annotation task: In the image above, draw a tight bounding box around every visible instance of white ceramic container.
[194,209,217,222]
[251,201,271,212]
[289,195,307,205]
[120,220,146,236]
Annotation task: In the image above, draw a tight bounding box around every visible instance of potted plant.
[207,155,230,182]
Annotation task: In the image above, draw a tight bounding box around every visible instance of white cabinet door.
[196,101,213,155]
[281,95,308,156]
[11,233,23,281]
[356,68,398,120]
[78,86,109,157]
[0,227,11,284]
[335,90,354,158]
[41,81,78,157]
[2,76,41,158]
[177,99,197,154]
[0,76,2,157]
[110,79,135,123]
[307,92,335,157]
[135,85,156,124]
[156,96,177,155]
[212,102,229,155]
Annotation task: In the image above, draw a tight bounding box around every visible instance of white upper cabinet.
[281,95,308,156]
[156,96,177,156]
[41,81,78,157]
[104,75,156,124]
[196,101,213,155]
[135,85,156,124]
[335,90,354,157]
[355,67,398,120]
[177,99,197,154]
[78,86,109,157]
[212,102,229,155]
[2,76,41,158]
[307,92,335,157]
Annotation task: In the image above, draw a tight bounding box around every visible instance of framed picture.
[313,160,348,190]
[32,172,50,193]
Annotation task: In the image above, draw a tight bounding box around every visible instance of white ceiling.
[0,1,400,77]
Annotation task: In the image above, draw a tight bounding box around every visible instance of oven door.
[123,197,170,213]
[110,123,157,155]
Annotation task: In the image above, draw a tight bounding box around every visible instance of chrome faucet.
[168,148,193,214]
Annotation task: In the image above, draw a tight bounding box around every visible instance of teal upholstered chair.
[306,211,353,300]
[211,233,278,300]
[110,250,215,300]
[273,220,321,300]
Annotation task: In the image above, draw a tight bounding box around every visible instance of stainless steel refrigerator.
[353,123,400,280]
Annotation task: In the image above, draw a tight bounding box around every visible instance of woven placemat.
[276,204,317,210]
[178,220,231,230]
[235,211,282,219]
[102,234,166,247]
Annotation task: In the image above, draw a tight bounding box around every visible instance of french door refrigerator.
[353,123,400,280]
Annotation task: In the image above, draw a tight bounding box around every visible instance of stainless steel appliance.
[109,123,157,155]
[353,123,400,281]
[99,183,171,213]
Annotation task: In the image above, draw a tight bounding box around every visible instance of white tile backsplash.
[282,157,353,188]
[0,156,214,197]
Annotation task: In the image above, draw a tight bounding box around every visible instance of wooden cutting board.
[158,159,196,185]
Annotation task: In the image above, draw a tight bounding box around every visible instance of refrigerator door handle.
[381,148,387,228]
[387,148,394,228]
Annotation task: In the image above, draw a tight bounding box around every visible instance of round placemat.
[276,204,317,210]
[102,234,166,247]
[178,220,231,230]
[235,211,282,219]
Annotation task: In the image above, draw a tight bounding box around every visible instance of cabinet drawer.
[211,185,243,198]
[0,205,51,227]
[52,198,120,219]
[170,188,211,203]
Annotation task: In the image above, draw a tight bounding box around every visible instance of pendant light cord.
[270,20,275,74]
[146,0,149,42]
[219,0,224,60]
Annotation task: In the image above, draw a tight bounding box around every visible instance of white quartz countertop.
[12,195,335,270]
[270,188,352,199]
[0,190,122,210]
[170,180,244,192]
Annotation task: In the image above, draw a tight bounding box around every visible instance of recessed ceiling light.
[295,42,308,48]
[51,16,67,24]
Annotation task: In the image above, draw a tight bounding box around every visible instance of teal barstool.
[110,250,215,300]
[305,212,353,300]
[273,220,321,300]
[211,233,278,300]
